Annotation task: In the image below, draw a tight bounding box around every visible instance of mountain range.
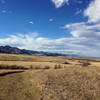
[0,45,69,56]
[0,45,100,61]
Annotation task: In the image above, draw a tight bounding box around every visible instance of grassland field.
[0,53,100,100]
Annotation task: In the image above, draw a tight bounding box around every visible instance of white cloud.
[51,0,84,8]
[0,32,100,57]
[63,22,100,38]
[75,9,82,15]
[49,18,54,22]
[0,0,100,57]
[84,0,100,23]
[61,21,100,57]
[51,0,69,8]
[29,21,34,24]
[50,0,100,57]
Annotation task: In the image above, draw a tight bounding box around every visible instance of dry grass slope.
[0,53,100,100]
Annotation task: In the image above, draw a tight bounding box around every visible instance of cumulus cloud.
[0,32,100,57]
[0,33,71,52]
[51,0,100,22]
[63,22,100,38]
[84,0,100,23]
[51,0,69,8]
[63,0,100,40]
[0,0,100,57]
[58,0,100,57]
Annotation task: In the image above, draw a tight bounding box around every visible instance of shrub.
[30,65,33,69]
[33,65,41,69]
[0,64,29,70]
[54,64,62,69]
[44,65,50,69]
[79,60,91,67]
[63,61,70,64]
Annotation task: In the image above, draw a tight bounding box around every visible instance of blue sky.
[0,0,100,57]
[0,0,89,37]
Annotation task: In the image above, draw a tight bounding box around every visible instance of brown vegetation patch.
[54,64,62,69]
[63,61,70,64]
[0,65,29,70]
[78,60,91,67]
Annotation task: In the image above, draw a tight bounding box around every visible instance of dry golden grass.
[0,53,100,100]
[40,67,100,100]
[0,70,41,100]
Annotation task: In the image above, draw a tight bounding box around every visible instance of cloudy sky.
[0,0,100,57]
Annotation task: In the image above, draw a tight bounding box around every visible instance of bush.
[79,60,91,67]
[54,64,62,69]
[33,65,50,70]
[44,65,50,69]
[33,65,41,70]
[63,61,70,64]
[0,64,29,70]
[30,65,33,69]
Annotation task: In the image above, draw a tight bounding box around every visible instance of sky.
[0,0,100,57]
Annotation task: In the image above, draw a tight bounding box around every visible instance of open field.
[0,53,100,100]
